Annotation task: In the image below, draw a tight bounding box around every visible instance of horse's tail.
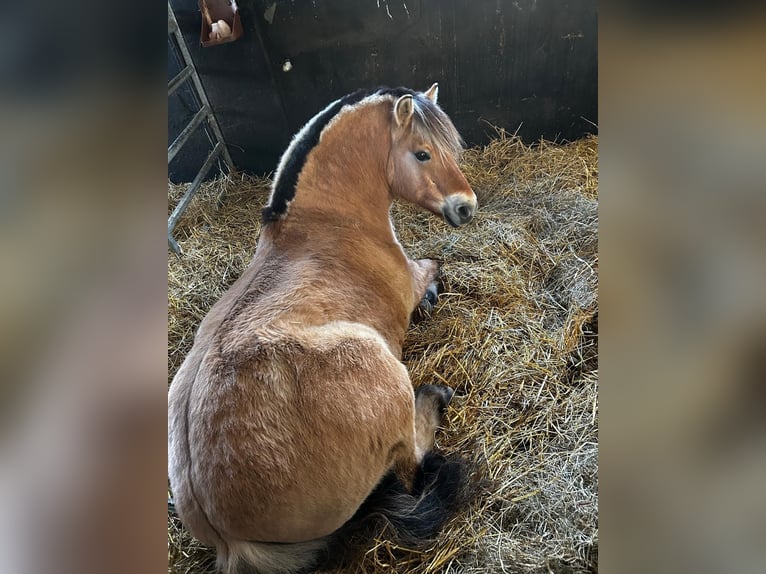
[329,451,470,565]
[217,539,328,574]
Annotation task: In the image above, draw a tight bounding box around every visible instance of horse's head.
[386,84,477,227]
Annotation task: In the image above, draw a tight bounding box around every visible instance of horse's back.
[170,318,416,544]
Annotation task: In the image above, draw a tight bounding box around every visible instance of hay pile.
[168,132,598,574]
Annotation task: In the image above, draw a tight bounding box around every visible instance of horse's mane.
[262,86,464,224]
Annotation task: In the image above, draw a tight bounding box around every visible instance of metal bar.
[168,141,224,253]
[168,105,209,165]
[168,6,176,34]
[168,4,236,175]
[168,65,193,96]
[168,233,181,255]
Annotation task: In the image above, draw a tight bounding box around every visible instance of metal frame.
[168,2,236,253]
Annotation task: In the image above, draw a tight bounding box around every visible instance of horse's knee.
[413,384,453,455]
[409,259,440,306]
[416,258,440,277]
[390,384,453,493]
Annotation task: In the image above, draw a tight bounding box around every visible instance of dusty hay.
[168,132,598,574]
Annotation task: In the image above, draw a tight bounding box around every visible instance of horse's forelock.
[410,98,464,161]
[374,87,464,159]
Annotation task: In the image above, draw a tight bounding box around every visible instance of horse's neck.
[288,104,394,237]
[266,106,411,349]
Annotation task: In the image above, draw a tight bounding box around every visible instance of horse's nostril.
[443,198,475,227]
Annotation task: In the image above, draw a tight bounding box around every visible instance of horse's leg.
[413,384,453,455]
[408,258,441,313]
[392,383,453,491]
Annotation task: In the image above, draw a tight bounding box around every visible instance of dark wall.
[169,0,597,182]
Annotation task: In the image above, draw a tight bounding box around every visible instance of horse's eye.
[414,151,431,162]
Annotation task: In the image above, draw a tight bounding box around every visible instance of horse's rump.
[179,322,416,543]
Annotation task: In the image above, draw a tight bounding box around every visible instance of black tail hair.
[325,452,471,569]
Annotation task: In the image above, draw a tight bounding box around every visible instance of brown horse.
[168,83,477,574]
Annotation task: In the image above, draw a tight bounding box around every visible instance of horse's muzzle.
[442,195,477,227]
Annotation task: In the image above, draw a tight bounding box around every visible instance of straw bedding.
[167,132,598,574]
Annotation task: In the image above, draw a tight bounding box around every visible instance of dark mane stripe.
[262,88,373,224]
[376,86,419,98]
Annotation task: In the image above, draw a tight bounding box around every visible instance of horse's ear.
[424,82,439,103]
[394,94,414,127]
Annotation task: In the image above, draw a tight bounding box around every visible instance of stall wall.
[169,0,597,182]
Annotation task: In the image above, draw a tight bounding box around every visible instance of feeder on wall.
[200,0,243,47]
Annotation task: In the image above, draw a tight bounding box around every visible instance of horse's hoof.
[419,282,439,314]
[438,386,455,410]
[416,384,454,414]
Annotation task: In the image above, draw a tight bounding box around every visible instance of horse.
[168,83,478,574]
